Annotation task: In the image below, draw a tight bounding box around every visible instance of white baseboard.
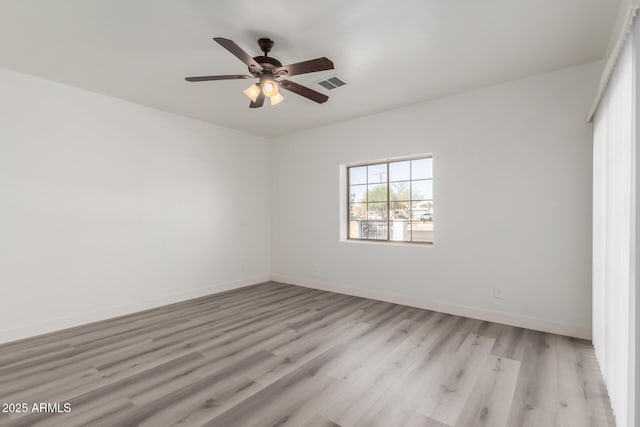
[1,273,591,344]
[0,275,270,345]
[271,274,591,340]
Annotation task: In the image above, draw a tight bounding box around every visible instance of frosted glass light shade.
[243,84,260,102]
[270,93,284,105]
[262,80,279,97]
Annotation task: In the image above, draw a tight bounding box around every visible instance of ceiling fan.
[185,37,334,108]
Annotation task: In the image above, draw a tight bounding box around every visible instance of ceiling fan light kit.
[260,76,279,98]
[243,84,261,102]
[270,92,284,106]
[186,37,334,108]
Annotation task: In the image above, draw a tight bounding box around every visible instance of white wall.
[0,60,601,344]
[271,62,601,339]
[0,67,271,343]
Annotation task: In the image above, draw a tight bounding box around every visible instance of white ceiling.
[0,0,620,138]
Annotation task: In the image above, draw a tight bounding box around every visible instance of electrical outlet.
[493,287,503,299]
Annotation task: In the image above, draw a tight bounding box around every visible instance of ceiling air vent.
[316,76,347,90]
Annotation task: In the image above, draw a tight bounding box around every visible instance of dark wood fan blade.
[275,57,334,77]
[250,91,265,108]
[185,75,253,82]
[279,80,329,104]
[213,37,264,73]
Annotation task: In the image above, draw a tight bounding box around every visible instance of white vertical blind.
[588,0,639,121]
[592,16,638,427]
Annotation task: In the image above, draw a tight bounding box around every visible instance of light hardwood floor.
[0,282,614,427]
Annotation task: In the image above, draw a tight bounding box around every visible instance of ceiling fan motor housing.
[258,38,274,54]
[249,56,283,76]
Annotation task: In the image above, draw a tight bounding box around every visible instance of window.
[348,156,433,244]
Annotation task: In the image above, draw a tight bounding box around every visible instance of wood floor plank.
[0,282,614,427]
[0,285,262,354]
[39,397,135,427]
[302,414,343,427]
[553,336,615,427]
[86,351,271,427]
[0,352,206,427]
[2,367,101,404]
[0,282,289,353]
[575,345,616,427]
[328,318,418,383]
[200,344,348,427]
[405,413,450,427]
[317,313,459,426]
[253,321,370,386]
[505,331,562,426]
[349,318,482,427]
[359,315,482,418]
[455,355,520,427]
[341,311,443,386]
[415,333,495,425]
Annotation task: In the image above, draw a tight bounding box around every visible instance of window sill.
[341,238,434,247]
